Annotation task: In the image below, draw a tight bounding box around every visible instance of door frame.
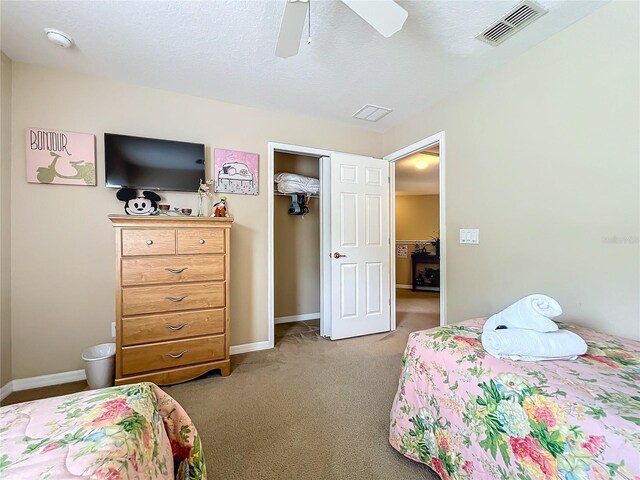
[383,131,446,328]
[267,142,332,349]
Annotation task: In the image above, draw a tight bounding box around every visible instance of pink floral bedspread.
[0,382,206,479]
[389,319,640,480]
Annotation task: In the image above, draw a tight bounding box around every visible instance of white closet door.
[330,152,390,340]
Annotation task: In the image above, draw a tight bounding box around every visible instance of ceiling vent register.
[477,0,548,46]
[352,104,392,122]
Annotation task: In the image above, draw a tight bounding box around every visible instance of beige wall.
[274,153,320,318]
[384,1,640,340]
[10,63,381,378]
[0,53,12,387]
[395,195,439,286]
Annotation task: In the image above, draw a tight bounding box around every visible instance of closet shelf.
[274,192,319,198]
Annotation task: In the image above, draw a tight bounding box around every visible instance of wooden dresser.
[109,215,233,386]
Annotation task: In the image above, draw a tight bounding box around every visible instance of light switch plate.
[111,322,116,338]
[460,228,480,244]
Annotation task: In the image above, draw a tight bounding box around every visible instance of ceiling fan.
[275,0,408,58]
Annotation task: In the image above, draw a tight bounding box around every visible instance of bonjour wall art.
[26,128,96,186]
[214,148,259,195]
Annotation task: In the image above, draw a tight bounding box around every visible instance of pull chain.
[307,0,312,45]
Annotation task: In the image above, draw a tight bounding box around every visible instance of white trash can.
[82,343,116,389]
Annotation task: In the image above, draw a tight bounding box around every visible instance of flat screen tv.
[104,133,205,192]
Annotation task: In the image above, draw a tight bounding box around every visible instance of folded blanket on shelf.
[274,172,320,195]
[484,294,562,333]
[482,328,587,360]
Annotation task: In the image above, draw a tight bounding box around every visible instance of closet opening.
[273,150,326,346]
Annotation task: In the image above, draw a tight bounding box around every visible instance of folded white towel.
[482,328,587,361]
[484,295,562,333]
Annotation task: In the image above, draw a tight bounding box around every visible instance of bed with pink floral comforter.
[390,319,640,480]
[0,382,206,479]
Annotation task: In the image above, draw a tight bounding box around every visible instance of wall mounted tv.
[104,133,205,192]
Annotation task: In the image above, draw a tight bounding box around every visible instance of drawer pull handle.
[165,267,188,274]
[165,323,188,330]
[199,239,205,244]
[165,351,187,359]
[165,295,188,302]
[146,240,154,245]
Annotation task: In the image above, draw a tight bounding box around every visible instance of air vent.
[477,0,547,46]
[353,104,392,122]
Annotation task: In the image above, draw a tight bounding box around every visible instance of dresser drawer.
[177,229,224,255]
[121,255,225,286]
[122,309,225,346]
[122,229,176,256]
[121,335,225,375]
[122,282,225,316]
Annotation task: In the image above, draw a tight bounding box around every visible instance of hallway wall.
[395,194,439,286]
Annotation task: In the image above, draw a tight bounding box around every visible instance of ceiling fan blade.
[275,0,309,58]
[341,0,408,38]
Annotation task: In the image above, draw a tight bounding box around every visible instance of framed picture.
[213,148,259,195]
[26,128,96,186]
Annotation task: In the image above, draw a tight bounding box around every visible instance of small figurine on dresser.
[212,196,229,217]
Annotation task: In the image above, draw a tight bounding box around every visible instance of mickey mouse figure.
[116,188,161,215]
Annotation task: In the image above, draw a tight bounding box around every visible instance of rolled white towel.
[484,295,562,333]
[482,328,587,361]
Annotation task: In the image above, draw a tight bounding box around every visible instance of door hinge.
[388,176,390,183]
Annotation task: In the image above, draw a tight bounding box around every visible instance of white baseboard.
[13,369,86,392]
[274,312,320,325]
[0,381,14,401]
[1,369,87,400]
[0,343,275,399]
[396,284,413,290]
[230,340,272,355]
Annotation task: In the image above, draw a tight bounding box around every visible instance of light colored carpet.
[2,290,441,479]
[163,290,440,479]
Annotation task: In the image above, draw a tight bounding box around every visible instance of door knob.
[333,252,347,259]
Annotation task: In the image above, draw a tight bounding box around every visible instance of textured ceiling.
[0,0,605,132]
[395,151,439,195]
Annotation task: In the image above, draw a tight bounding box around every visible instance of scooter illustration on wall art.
[36,151,96,185]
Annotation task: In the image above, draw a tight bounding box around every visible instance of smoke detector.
[44,28,74,48]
